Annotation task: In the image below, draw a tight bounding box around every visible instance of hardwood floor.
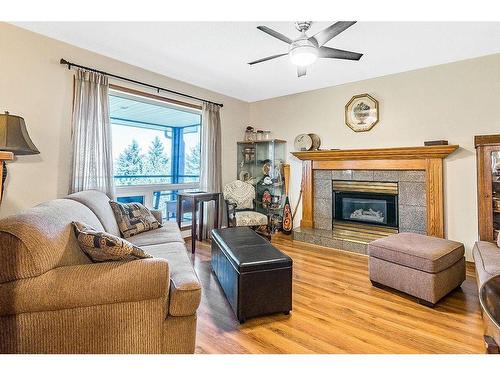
[188,237,485,354]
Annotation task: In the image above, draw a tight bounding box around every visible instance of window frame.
[109,85,202,210]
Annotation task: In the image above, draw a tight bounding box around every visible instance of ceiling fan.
[248,21,363,77]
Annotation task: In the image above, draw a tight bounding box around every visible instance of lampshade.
[0,111,40,155]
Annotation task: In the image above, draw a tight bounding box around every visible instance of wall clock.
[345,93,379,132]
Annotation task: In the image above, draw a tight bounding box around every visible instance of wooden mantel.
[292,145,459,161]
[292,145,459,238]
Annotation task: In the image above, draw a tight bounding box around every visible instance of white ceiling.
[13,22,500,102]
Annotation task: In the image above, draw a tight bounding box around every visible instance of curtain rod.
[59,58,223,108]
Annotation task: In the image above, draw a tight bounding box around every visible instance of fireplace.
[332,180,399,230]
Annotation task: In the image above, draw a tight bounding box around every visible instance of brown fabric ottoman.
[368,232,466,307]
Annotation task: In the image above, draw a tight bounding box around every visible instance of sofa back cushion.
[66,190,121,237]
[0,199,103,283]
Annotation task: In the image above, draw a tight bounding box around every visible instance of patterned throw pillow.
[109,201,162,238]
[72,221,152,262]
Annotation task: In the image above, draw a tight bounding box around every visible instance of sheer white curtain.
[200,102,222,238]
[69,70,115,198]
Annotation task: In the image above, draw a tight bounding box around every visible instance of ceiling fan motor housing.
[295,21,312,32]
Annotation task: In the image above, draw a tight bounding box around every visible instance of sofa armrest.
[0,258,169,316]
[473,241,500,288]
[151,209,163,224]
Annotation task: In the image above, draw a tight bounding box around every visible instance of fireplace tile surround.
[296,169,427,255]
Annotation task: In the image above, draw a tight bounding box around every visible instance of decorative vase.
[282,195,292,235]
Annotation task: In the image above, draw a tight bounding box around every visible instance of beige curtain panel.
[69,70,115,198]
[200,102,222,238]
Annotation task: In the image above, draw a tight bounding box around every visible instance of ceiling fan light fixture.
[289,37,318,67]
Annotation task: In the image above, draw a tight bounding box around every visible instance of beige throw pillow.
[109,201,161,238]
[72,221,152,262]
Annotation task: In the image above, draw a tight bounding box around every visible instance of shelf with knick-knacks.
[237,139,287,229]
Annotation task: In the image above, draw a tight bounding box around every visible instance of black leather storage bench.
[211,227,292,323]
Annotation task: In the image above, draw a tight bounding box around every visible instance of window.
[109,88,202,222]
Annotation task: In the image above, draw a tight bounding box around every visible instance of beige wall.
[0,23,249,217]
[249,54,500,260]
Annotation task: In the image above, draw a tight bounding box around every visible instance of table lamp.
[0,111,40,197]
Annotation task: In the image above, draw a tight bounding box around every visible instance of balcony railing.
[114,174,200,185]
[114,174,200,222]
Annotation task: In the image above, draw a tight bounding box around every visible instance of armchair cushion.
[0,258,169,316]
[223,180,255,209]
[235,211,268,226]
[72,222,152,262]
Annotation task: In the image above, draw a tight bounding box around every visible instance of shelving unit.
[475,135,500,242]
[237,139,287,231]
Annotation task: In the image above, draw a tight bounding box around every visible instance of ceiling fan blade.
[248,53,288,65]
[257,26,293,44]
[297,66,307,77]
[310,21,357,46]
[318,46,363,60]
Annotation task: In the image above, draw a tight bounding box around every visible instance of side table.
[176,191,221,253]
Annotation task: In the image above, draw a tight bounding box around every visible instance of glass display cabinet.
[475,135,500,242]
[236,139,287,231]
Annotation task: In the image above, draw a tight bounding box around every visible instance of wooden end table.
[176,191,221,253]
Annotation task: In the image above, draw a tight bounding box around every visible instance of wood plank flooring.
[188,238,485,354]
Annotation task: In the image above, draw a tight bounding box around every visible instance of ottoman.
[368,232,466,307]
[211,227,293,323]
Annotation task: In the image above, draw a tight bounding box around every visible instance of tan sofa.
[0,190,201,354]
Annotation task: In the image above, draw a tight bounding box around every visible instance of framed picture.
[345,93,379,132]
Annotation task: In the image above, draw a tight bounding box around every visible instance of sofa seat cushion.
[473,241,500,285]
[143,242,201,317]
[235,211,268,226]
[127,222,184,247]
[67,190,121,237]
[368,232,464,273]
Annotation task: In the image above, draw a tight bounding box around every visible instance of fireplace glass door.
[333,191,398,229]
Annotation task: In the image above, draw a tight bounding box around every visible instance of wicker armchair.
[223,180,269,231]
